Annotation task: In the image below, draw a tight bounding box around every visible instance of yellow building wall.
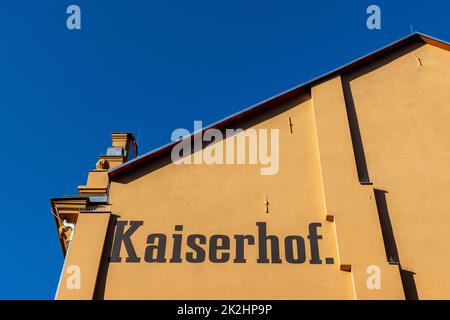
[56,213,111,300]
[345,42,450,299]
[54,38,450,300]
[105,93,355,299]
[311,75,403,299]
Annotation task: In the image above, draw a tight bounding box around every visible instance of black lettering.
[110,220,143,263]
[234,235,255,263]
[170,225,183,263]
[144,233,167,262]
[186,234,206,263]
[209,235,230,263]
[308,223,323,264]
[256,222,281,263]
[284,235,306,264]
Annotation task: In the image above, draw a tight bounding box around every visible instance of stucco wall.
[105,93,355,299]
[345,42,450,299]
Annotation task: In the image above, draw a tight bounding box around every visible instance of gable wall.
[55,38,450,300]
[344,42,450,299]
[104,92,358,299]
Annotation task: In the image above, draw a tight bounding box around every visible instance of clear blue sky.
[0,0,448,299]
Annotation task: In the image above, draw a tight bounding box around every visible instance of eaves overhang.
[108,32,450,180]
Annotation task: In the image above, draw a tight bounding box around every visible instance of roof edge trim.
[109,32,450,179]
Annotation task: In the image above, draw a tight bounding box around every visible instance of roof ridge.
[109,32,450,178]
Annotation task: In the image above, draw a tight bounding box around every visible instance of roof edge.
[109,32,450,179]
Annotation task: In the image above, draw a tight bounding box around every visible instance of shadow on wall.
[93,214,119,300]
[340,41,424,185]
[374,189,419,300]
[339,40,424,300]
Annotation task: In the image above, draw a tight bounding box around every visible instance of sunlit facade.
[51,33,450,300]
